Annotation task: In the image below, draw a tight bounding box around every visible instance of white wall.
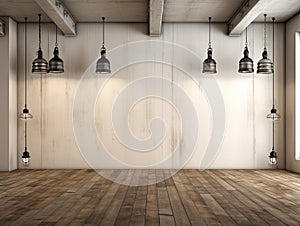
[286,13,300,173]
[17,22,285,169]
[0,17,18,171]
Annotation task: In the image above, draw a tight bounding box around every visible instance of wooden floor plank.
[0,169,299,225]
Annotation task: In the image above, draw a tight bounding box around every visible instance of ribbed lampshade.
[49,47,64,73]
[238,46,254,73]
[96,48,111,74]
[203,48,217,74]
[32,49,48,73]
[257,49,273,74]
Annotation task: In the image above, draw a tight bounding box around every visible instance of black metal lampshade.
[32,49,48,73]
[96,47,111,74]
[32,14,48,74]
[257,48,273,74]
[22,147,30,166]
[203,48,217,73]
[49,46,64,73]
[238,46,254,73]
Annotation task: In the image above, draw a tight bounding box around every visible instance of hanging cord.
[272,17,275,150]
[264,14,267,49]
[38,14,41,50]
[102,17,105,48]
[272,120,275,149]
[25,120,27,150]
[272,17,275,107]
[24,17,27,108]
[208,17,211,49]
[245,27,248,47]
[55,25,58,47]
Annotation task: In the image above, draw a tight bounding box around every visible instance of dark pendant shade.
[49,46,64,73]
[32,49,48,73]
[96,48,111,74]
[238,46,254,73]
[203,48,217,73]
[257,48,273,74]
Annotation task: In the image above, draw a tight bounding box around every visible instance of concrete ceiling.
[0,0,299,23]
[0,0,299,36]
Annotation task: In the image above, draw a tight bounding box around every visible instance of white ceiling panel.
[163,0,243,22]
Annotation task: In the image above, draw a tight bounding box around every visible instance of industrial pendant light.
[32,14,48,74]
[267,17,280,121]
[238,27,254,73]
[20,17,31,166]
[22,121,31,166]
[257,14,273,74]
[267,17,279,166]
[203,17,217,74]
[20,17,32,120]
[49,25,64,73]
[268,121,278,165]
[96,17,111,74]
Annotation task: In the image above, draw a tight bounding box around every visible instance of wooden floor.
[0,170,299,226]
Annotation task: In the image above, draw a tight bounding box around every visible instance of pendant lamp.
[257,14,273,74]
[203,17,217,74]
[49,25,64,73]
[96,17,111,74]
[32,14,48,74]
[238,28,254,73]
[20,17,32,121]
[20,17,31,166]
[22,121,31,166]
[267,17,280,121]
[267,17,279,166]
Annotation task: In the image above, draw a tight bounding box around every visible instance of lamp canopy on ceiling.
[96,17,111,74]
[32,14,48,74]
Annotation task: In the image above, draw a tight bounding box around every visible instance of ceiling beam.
[149,0,164,36]
[34,0,76,36]
[228,0,272,36]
